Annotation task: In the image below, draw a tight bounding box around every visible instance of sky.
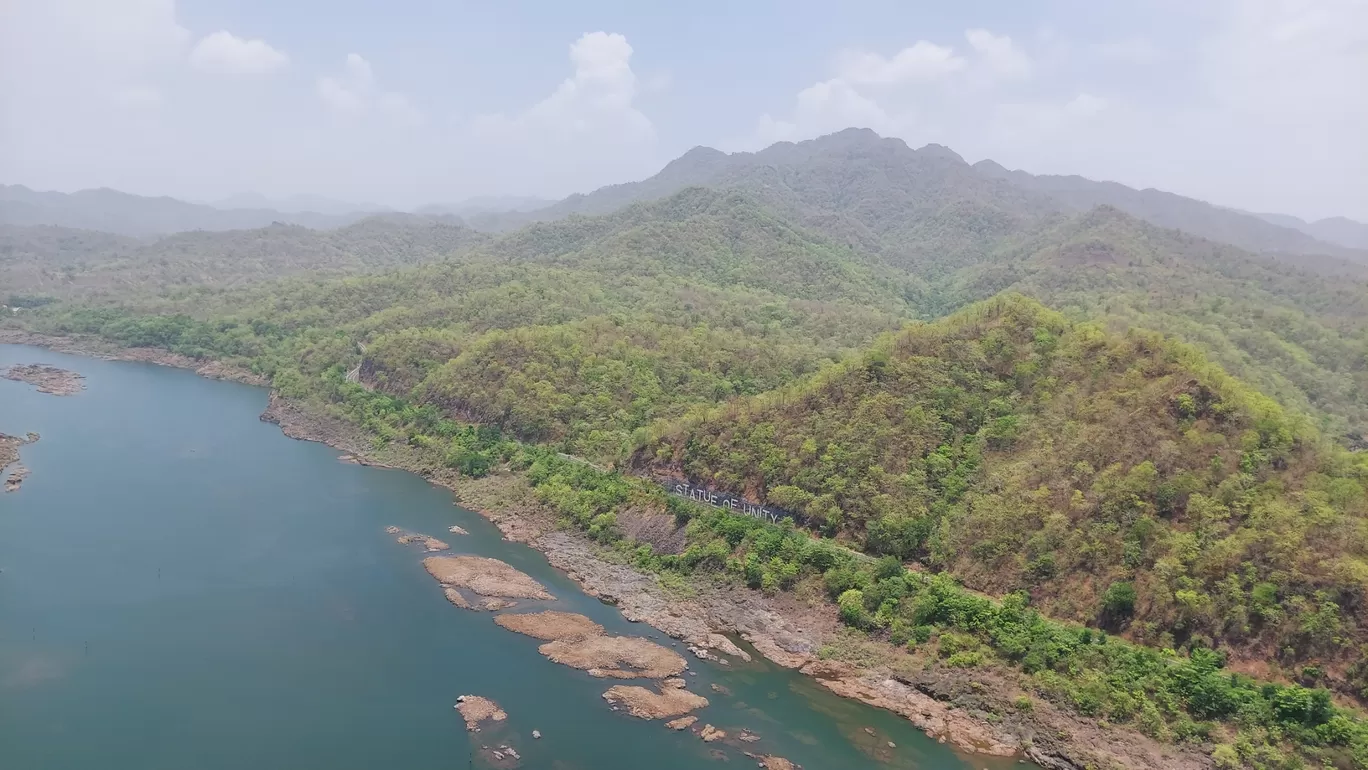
[1,0,1365,221]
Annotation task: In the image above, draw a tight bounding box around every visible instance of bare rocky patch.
[1,432,38,493]
[423,555,552,600]
[602,678,709,719]
[2,364,84,395]
[397,533,449,551]
[494,611,604,641]
[538,635,686,679]
[454,694,507,731]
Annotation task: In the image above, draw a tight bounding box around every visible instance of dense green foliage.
[641,296,1368,695]
[0,216,484,301]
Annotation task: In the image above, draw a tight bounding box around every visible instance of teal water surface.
[0,345,1030,770]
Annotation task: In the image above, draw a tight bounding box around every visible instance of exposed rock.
[5,464,29,493]
[531,730,541,739]
[709,683,731,696]
[1,432,38,493]
[698,724,725,742]
[494,611,604,641]
[1,364,84,395]
[705,633,751,662]
[538,635,687,679]
[665,715,698,731]
[443,588,471,609]
[396,533,449,551]
[759,756,796,770]
[454,695,507,731]
[738,730,761,742]
[602,682,709,719]
[423,555,552,600]
[801,660,1018,756]
[448,525,469,535]
[384,526,403,535]
[481,598,517,611]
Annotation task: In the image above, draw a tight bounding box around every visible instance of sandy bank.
[455,695,507,731]
[493,611,604,641]
[602,678,709,719]
[2,364,85,395]
[423,555,552,600]
[538,634,686,679]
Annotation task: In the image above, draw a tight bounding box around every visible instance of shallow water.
[0,344,1032,770]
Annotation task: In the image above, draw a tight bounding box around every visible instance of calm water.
[0,344,1030,770]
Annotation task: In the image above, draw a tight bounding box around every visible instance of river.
[0,344,1030,770]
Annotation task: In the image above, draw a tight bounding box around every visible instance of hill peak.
[915,143,967,164]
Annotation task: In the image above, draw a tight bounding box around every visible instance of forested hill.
[471,128,1362,266]
[0,184,366,235]
[972,160,1368,263]
[942,206,1368,438]
[1,216,486,303]
[636,295,1368,688]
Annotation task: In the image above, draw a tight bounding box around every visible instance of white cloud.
[834,41,965,85]
[754,79,895,147]
[736,28,1028,151]
[316,53,421,125]
[965,29,1031,81]
[475,31,651,142]
[0,0,190,107]
[189,31,288,75]
[465,31,656,195]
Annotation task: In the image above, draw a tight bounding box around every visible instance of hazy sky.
[2,0,1365,220]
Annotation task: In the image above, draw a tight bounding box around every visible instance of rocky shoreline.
[1,432,39,493]
[0,335,1210,770]
[0,331,268,386]
[255,395,1208,770]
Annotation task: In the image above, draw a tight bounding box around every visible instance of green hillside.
[38,188,912,459]
[0,216,486,303]
[637,295,1368,689]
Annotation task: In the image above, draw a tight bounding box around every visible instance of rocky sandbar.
[422,555,552,600]
[493,611,604,641]
[454,694,507,731]
[2,364,85,395]
[602,678,708,719]
[396,532,449,551]
[1,432,38,493]
[538,634,686,679]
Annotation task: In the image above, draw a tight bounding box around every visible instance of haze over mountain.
[210,193,392,217]
[1248,212,1368,251]
[0,184,363,236]
[467,128,1366,269]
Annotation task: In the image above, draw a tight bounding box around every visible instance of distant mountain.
[416,196,553,218]
[471,129,1065,279]
[212,193,391,217]
[1247,211,1368,251]
[971,160,1364,263]
[467,129,1365,273]
[0,184,363,236]
[0,215,486,301]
